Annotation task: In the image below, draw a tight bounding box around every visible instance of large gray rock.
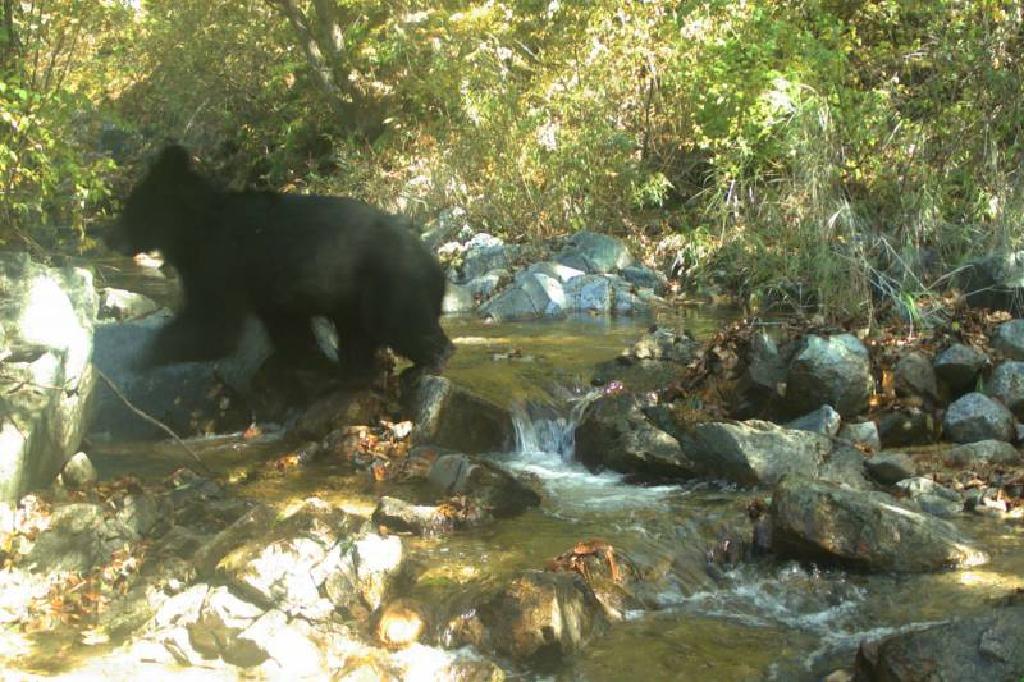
[89,311,260,440]
[786,405,842,437]
[679,420,831,487]
[771,477,988,572]
[894,351,938,402]
[986,360,1024,418]
[0,253,98,505]
[943,392,1015,443]
[461,234,513,281]
[620,264,668,295]
[959,250,1024,313]
[945,439,1021,467]
[426,453,541,517]
[786,334,873,418]
[557,231,633,274]
[404,374,514,454]
[575,394,693,480]
[854,607,1024,681]
[479,272,565,321]
[992,319,1024,360]
[564,274,611,313]
[934,343,988,394]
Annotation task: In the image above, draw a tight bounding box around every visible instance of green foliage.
[2,0,1023,320]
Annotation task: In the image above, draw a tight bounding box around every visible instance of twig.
[93,367,210,473]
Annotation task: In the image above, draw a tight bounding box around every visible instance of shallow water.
[42,261,1024,679]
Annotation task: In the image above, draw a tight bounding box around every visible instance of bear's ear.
[153,145,192,175]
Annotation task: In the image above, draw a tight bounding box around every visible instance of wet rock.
[564,274,612,313]
[865,451,916,486]
[943,392,1015,443]
[986,360,1024,418]
[620,264,668,295]
[372,496,446,535]
[58,451,97,490]
[557,231,633,274]
[853,606,1024,681]
[0,252,97,505]
[894,351,938,402]
[375,599,426,648]
[575,394,694,480]
[403,374,515,454]
[875,407,936,447]
[461,570,608,663]
[27,502,142,573]
[786,405,842,437]
[426,454,541,518]
[992,319,1024,360]
[98,287,159,321]
[630,327,699,363]
[290,389,385,440]
[785,334,873,418]
[678,420,831,487]
[933,343,988,395]
[895,477,963,517]
[837,421,881,452]
[945,439,1022,467]
[479,271,565,321]
[820,445,871,490]
[771,477,988,572]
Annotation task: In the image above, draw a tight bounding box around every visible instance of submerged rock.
[771,477,988,572]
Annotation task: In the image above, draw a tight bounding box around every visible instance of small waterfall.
[511,393,596,460]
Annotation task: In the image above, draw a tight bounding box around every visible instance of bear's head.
[107,145,212,258]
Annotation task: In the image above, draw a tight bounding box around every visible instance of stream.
[74,306,1024,681]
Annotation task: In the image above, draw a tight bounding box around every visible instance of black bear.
[108,145,452,381]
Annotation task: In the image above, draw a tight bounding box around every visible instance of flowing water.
[49,259,1024,679]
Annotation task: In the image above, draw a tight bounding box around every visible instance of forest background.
[1,0,1022,320]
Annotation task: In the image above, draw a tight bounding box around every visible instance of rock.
[629,327,698,363]
[864,451,916,486]
[771,477,988,572]
[945,439,1021,467]
[786,405,842,437]
[678,420,831,487]
[462,570,607,662]
[933,343,988,395]
[992,319,1024,360]
[959,250,1024,313]
[289,389,385,440]
[853,607,1024,681]
[443,282,476,314]
[785,334,873,418]
[462,236,513,281]
[837,421,881,452]
[426,454,540,518]
[403,374,515,454]
[608,275,650,316]
[479,272,565,321]
[875,408,936,447]
[235,609,327,676]
[187,585,265,662]
[895,477,963,517]
[89,311,260,440]
[893,352,938,402]
[58,451,97,490]
[732,331,787,419]
[574,394,694,480]
[522,261,584,283]
[819,444,871,490]
[375,599,426,648]
[987,360,1024,418]
[0,253,98,505]
[620,264,668,295]
[943,392,1015,443]
[372,496,446,535]
[563,274,611,313]
[27,503,140,572]
[97,287,159,321]
[557,231,633,274]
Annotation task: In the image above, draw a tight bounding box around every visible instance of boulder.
[0,253,98,505]
[943,392,1015,443]
[678,420,831,487]
[837,421,881,452]
[403,374,514,454]
[461,235,513,281]
[945,439,1021,467]
[895,477,963,517]
[97,287,160,321]
[933,343,988,395]
[426,453,541,518]
[991,318,1024,360]
[771,477,988,572]
[620,264,668,295]
[959,250,1024,313]
[563,274,612,313]
[785,334,873,418]
[986,360,1024,418]
[786,405,842,437]
[479,272,565,321]
[853,607,1024,681]
[864,451,916,486]
[875,408,936,447]
[893,352,938,402]
[557,231,633,274]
